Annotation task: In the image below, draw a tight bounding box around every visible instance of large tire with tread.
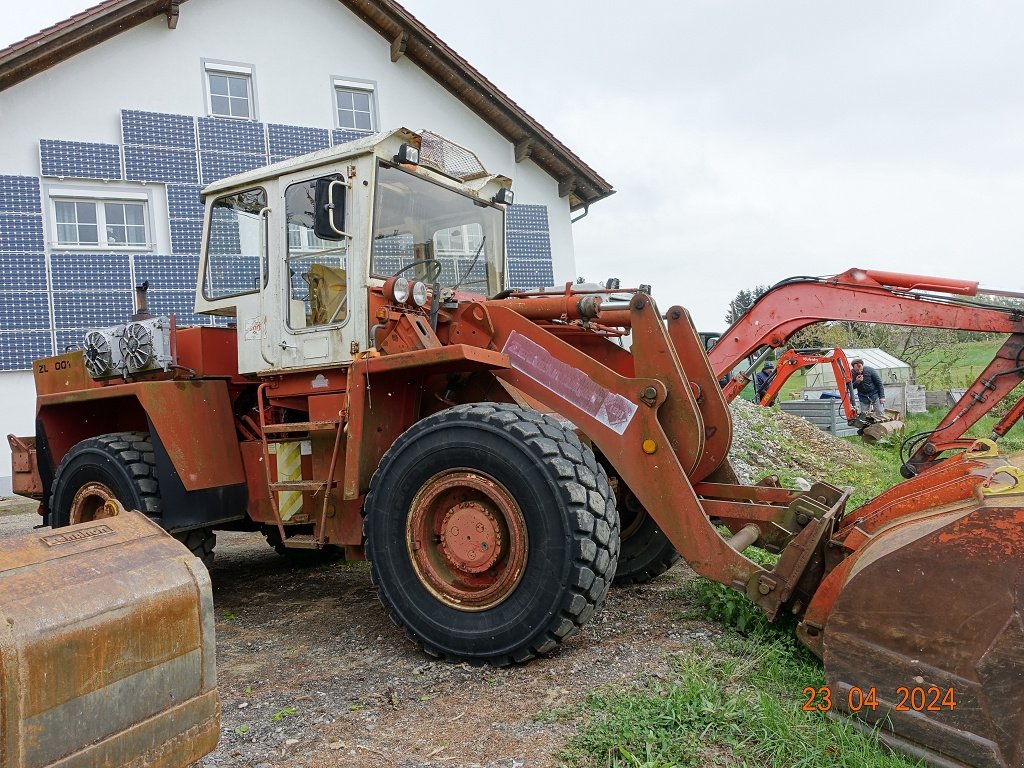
[608,468,680,585]
[364,403,619,665]
[49,431,216,568]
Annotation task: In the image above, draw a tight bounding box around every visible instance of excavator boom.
[708,268,1024,473]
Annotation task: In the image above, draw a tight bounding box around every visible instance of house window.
[52,198,149,249]
[333,78,375,131]
[204,61,256,119]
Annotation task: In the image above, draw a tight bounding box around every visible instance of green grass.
[914,339,1005,389]
[560,631,920,768]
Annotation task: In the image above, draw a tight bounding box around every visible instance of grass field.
[562,400,1024,767]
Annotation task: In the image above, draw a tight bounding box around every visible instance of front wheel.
[364,403,619,665]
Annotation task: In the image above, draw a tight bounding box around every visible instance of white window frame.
[46,187,155,252]
[203,59,258,120]
[331,76,377,132]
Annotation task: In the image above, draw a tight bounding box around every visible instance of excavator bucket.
[801,457,1024,768]
[0,507,220,768]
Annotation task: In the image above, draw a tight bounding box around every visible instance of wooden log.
[861,420,904,444]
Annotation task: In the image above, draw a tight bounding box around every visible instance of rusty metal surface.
[448,296,776,600]
[31,351,95,397]
[787,453,1024,767]
[0,509,219,768]
[7,435,42,498]
[664,306,733,481]
[38,378,245,492]
[406,468,528,610]
[821,498,1024,768]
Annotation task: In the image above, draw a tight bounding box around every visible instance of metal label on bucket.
[41,524,115,546]
[502,331,638,435]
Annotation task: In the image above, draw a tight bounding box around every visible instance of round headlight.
[391,276,410,304]
[410,280,428,307]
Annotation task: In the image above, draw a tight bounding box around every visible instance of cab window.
[203,187,267,300]
[286,179,349,328]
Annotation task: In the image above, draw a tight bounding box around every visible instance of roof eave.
[0,0,182,92]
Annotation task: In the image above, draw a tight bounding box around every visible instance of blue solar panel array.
[198,117,267,154]
[0,176,42,213]
[122,110,197,150]
[269,124,330,159]
[167,184,205,219]
[124,146,200,184]
[135,253,200,292]
[0,213,44,252]
[53,291,135,330]
[505,204,554,288]
[170,219,204,255]
[333,129,370,146]
[200,152,267,185]
[40,140,122,180]
[50,253,131,291]
[147,290,206,326]
[0,331,53,365]
[0,253,47,291]
[0,293,51,330]
[205,255,262,296]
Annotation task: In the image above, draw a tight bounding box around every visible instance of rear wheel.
[364,403,619,665]
[49,432,216,567]
[599,459,680,585]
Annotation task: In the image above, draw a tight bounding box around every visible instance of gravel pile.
[727,397,864,484]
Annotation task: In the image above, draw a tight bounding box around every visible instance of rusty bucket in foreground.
[815,476,1024,768]
[0,507,220,768]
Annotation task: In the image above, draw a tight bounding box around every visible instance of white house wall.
[0,0,578,481]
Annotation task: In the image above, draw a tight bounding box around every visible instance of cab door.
[262,171,367,371]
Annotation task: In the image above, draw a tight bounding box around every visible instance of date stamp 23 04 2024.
[802,685,957,714]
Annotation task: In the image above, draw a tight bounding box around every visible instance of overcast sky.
[3,1,1022,328]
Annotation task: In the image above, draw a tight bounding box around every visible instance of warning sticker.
[502,331,637,435]
[244,315,267,341]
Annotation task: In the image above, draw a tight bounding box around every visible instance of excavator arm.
[756,348,859,421]
[709,268,1024,473]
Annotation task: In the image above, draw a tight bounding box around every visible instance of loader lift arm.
[707,268,1024,473]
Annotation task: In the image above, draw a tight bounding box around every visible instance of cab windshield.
[370,163,505,295]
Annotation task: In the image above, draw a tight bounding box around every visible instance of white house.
[0,0,613,489]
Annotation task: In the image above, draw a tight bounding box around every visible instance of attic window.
[204,61,256,120]
[333,78,375,132]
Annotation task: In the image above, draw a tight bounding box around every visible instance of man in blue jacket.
[754,361,776,404]
[851,358,886,418]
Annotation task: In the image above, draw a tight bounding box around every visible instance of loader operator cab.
[194,128,512,375]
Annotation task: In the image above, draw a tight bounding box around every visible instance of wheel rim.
[69,481,119,524]
[407,469,528,611]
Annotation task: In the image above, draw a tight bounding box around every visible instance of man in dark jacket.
[754,361,776,403]
[851,358,886,417]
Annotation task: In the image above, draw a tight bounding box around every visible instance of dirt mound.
[727,397,865,484]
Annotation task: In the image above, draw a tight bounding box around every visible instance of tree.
[724,284,769,325]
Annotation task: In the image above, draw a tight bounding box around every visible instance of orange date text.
[801,685,956,713]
